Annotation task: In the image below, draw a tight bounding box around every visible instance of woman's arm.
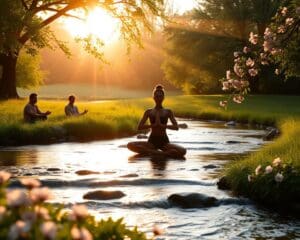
[166,110,179,130]
[137,110,151,130]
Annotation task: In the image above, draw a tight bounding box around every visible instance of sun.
[64,8,120,43]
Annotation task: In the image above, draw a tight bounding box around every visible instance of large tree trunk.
[0,53,19,99]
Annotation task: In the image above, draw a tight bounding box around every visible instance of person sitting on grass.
[23,93,51,123]
[127,85,186,158]
[65,95,88,117]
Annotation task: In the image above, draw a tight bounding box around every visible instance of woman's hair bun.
[155,84,164,91]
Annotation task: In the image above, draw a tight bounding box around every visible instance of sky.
[171,0,198,14]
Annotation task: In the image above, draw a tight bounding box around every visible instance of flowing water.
[0,120,299,239]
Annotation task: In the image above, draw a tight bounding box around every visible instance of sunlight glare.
[64,8,120,43]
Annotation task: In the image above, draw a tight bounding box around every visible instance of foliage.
[221,1,300,106]
[0,175,149,240]
[16,51,46,89]
[162,0,281,94]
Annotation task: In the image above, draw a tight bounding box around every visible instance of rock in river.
[168,193,218,208]
[83,190,126,200]
[75,170,100,175]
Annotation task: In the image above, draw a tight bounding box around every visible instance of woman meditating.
[127,85,186,158]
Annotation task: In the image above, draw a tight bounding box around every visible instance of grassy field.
[0,95,300,213]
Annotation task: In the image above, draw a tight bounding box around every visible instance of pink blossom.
[248,68,258,77]
[71,226,93,240]
[233,51,241,58]
[275,173,284,182]
[263,41,273,52]
[6,189,29,208]
[69,204,89,221]
[285,18,294,26]
[247,175,253,182]
[40,221,57,240]
[226,70,231,80]
[0,171,11,184]
[35,206,50,220]
[255,165,261,175]
[153,225,164,236]
[246,58,255,67]
[234,64,244,77]
[233,95,244,104]
[249,32,258,45]
[265,165,273,174]
[222,81,230,91]
[272,157,281,167]
[20,178,41,189]
[219,101,228,108]
[241,80,249,88]
[8,220,31,240]
[275,69,280,75]
[277,25,286,33]
[243,46,250,54]
[232,80,242,90]
[281,7,288,16]
[30,187,51,203]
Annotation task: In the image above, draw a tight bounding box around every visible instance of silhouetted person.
[23,93,51,123]
[127,85,186,158]
[65,95,88,117]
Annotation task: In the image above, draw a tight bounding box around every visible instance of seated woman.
[127,85,186,158]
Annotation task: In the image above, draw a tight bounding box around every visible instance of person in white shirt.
[65,95,88,117]
[23,93,51,123]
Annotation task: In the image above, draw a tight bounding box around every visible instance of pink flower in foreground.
[20,178,41,189]
[30,187,51,203]
[8,220,31,240]
[233,95,244,104]
[265,165,273,174]
[6,189,29,208]
[69,204,89,221]
[35,206,50,220]
[21,211,37,223]
[153,225,164,236]
[40,221,57,240]
[272,157,281,167]
[0,171,11,185]
[275,173,284,183]
[249,32,258,45]
[255,165,262,175]
[71,226,93,240]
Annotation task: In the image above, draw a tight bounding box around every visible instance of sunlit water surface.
[0,120,299,239]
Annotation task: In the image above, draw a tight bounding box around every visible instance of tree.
[162,0,281,94]
[0,0,165,99]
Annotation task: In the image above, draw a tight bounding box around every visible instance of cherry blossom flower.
[219,101,228,108]
[222,81,230,91]
[248,68,258,77]
[71,226,93,240]
[234,64,244,77]
[241,80,249,88]
[277,25,286,33]
[6,190,29,208]
[272,157,281,167]
[30,187,51,203]
[249,32,258,45]
[275,173,284,182]
[0,171,11,185]
[285,18,294,26]
[275,69,280,75]
[265,165,273,174]
[20,178,41,189]
[232,80,242,90]
[233,95,244,104]
[246,58,255,67]
[281,7,288,16]
[263,41,273,52]
[35,206,50,220]
[40,221,57,240]
[243,46,251,54]
[69,204,89,221]
[8,220,31,240]
[255,165,262,175]
[226,70,231,80]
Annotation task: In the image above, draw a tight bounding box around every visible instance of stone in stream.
[203,164,218,170]
[225,121,236,127]
[83,190,126,200]
[120,174,139,178]
[263,128,279,141]
[217,176,231,190]
[75,170,100,175]
[178,123,188,129]
[226,140,246,144]
[137,134,148,139]
[47,168,61,172]
[168,193,218,208]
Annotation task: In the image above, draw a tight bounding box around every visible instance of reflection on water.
[0,120,299,239]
